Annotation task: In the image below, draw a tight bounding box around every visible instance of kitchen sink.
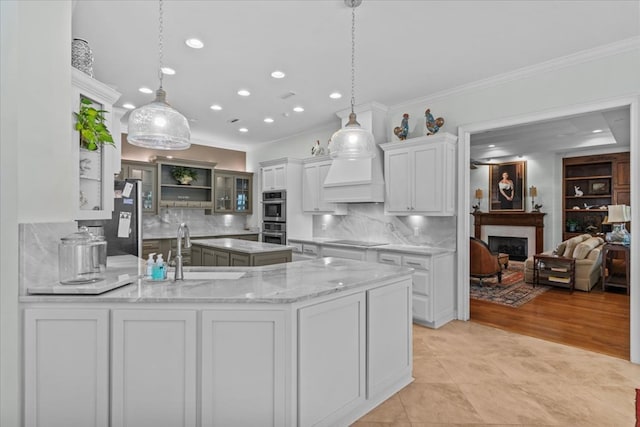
[326,240,389,247]
[176,271,246,280]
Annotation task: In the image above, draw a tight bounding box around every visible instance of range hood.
[323,103,387,203]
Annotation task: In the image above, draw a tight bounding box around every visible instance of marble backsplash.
[143,208,255,239]
[312,203,456,249]
[19,222,79,294]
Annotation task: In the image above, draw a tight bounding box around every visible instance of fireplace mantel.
[472,212,546,254]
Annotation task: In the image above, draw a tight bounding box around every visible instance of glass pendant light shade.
[330,112,376,159]
[127,88,191,150]
[127,0,190,150]
[331,0,376,160]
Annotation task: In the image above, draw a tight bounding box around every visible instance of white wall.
[1,2,73,424]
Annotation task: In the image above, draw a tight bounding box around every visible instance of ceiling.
[71,1,640,151]
[470,106,631,162]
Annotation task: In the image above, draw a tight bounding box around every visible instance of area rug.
[470,261,551,308]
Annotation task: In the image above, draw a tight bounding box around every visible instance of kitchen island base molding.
[22,277,412,427]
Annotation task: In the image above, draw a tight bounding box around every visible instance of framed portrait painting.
[489,161,526,212]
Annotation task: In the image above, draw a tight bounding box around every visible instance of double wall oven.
[262,190,286,245]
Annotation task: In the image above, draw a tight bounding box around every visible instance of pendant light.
[330,0,376,159]
[127,0,191,150]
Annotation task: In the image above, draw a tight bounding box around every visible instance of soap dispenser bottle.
[146,253,155,279]
[154,254,165,280]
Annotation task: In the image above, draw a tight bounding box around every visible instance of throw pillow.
[573,237,604,260]
[555,242,567,255]
[562,234,590,258]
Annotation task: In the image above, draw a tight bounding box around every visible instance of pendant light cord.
[350,3,356,114]
[158,0,164,89]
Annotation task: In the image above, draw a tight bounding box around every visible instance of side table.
[533,254,576,293]
[601,243,630,295]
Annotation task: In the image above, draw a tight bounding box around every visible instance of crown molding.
[393,37,640,110]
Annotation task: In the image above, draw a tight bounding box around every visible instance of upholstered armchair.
[470,237,502,284]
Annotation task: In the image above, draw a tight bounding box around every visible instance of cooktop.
[327,240,389,247]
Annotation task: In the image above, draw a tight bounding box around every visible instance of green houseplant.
[171,166,198,185]
[566,218,579,232]
[74,97,114,151]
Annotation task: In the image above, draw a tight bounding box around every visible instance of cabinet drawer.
[402,255,430,270]
[377,252,402,266]
[187,201,202,208]
[412,294,432,322]
[159,200,173,207]
[173,201,189,207]
[302,244,319,256]
[412,270,430,296]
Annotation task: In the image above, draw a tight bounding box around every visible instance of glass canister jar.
[58,226,107,284]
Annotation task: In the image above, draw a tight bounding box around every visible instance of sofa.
[524,234,604,292]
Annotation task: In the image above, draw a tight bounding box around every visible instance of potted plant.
[74,97,114,151]
[566,218,579,232]
[171,166,198,185]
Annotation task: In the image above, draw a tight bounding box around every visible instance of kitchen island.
[190,237,293,266]
[21,257,413,427]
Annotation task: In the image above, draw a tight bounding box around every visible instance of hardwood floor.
[471,284,630,360]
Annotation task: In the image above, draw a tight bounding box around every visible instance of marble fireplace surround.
[472,212,546,256]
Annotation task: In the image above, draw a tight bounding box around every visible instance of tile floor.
[353,320,640,426]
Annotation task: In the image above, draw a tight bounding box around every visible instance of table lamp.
[604,204,631,244]
[529,186,538,211]
[473,188,483,212]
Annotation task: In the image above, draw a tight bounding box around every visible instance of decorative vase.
[72,38,94,77]
[178,176,193,185]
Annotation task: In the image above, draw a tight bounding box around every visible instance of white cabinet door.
[111,309,197,427]
[262,164,287,191]
[322,245,367,261]
[298,293,366,427]
[367,279,412,400]
[381,133,456,216]
[413,144,442,213]
[24,308,110,427]
[302,163,319,212]
[384,150,411,213]
[201,310,286,427]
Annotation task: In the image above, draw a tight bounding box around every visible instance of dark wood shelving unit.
[562,153,630,241]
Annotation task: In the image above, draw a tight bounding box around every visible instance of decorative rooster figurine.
[393,113,409,140]
[425,108,445,135]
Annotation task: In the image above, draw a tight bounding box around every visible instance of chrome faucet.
[174,223,191,281]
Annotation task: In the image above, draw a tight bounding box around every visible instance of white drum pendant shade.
[127,88,190,150]
[330,112,375,159]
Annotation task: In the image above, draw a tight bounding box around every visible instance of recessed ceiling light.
[210,104,222,111]
[122,103,136,109]
[592,129,603,133]
[185,38,204,49]
[237,89,251,97]
[264,117,274,123]
[271,70,285,79]
[488,144,495,148]
[329,92,342,99]
[161,67,176,75]
[166,155,173,159]
[293,106,304,112]
[238,127,249,133]
[139,87,153,94]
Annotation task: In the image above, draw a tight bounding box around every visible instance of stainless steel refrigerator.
[78,179,143,257]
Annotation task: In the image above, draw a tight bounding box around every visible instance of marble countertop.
[21,257,412,304]
[191,238,293,254]
[287,237,455,255]
[144,230,260,240]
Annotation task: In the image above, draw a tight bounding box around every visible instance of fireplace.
[472,212,546,255]
[488,236,528,261]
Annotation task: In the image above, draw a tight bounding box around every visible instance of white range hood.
[323,103,387,203]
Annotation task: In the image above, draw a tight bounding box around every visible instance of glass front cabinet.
[72,68,121,220]
[214,170,253,214]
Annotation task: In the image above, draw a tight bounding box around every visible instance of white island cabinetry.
[380,133,457,216]
[21,259,412,426]
[24,308,110,427]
